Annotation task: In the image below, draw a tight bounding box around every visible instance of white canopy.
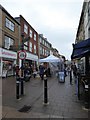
[39,55,63,63]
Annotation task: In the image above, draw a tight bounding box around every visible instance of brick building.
[15,15,39,69]
[0,5,20,77]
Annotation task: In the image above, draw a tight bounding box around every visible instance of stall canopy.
[39,54,62,63]
[71,38,90,59]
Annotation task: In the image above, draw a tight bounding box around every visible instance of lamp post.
[20,33,30,95]
[21,33,25,95]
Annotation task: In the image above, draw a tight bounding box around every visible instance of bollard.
[16,81,20,99]
[70,70,72,84]
[21,77,24,95]
[43,75,49,105]
[84,84,89,109]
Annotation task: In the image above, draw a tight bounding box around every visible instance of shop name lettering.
[2,51,16,57]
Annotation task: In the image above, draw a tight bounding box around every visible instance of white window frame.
[30,29,32,38]
[24,24,28,34]
[34,44,36,54]
[5,36,14,49]
[29,42,32,52]
[34,33,36,41]
[24,46,28,50]
[5,17,15,31]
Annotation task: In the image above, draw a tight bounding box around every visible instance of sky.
[0,0,84,60]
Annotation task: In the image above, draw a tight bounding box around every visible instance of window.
[43,48,44,55]
[40,46,43,55]
[5,18,15,31]
[24,41,28,46]
[40,37,42,43]
[34,45,36,54]
[34,33,36,41]
[24,46,28,50]
[24,42,28,50]
[24,24,28,34]
[5,36,14,49]
[45,49,47,56]
[30,29,32,38]
[29,42,32,52]
[42,40,44,44]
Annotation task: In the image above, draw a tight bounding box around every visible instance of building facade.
[15,15,39,69]
[39,34,52,59]
[0,5,20,77]
[75,1,90,74]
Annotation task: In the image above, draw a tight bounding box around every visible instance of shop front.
[0,48,17,77]
[19,52,38,71]
[71,38,90,109]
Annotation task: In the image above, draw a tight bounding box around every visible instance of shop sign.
[18,50,26,60]
[0,48,17,59]
[26,52,38,61]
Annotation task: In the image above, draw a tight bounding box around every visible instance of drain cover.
[18,105,31,112]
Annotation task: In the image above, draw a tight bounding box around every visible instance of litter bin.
[58,72,65,83]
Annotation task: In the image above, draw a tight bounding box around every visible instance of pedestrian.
[15,65,19,78]
[24,63,31,81]
[71,62,77,83]
[70,66,73,85]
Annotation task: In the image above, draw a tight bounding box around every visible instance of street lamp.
[20,33,30,95]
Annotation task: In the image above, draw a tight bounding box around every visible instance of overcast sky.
[1,0,84,60]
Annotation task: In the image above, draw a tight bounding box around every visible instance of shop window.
[2,60,14,77]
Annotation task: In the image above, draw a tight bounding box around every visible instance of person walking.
[15,65,20,78]
[71,62,77,83]
[24,63,31,81]
[70,66,73,85]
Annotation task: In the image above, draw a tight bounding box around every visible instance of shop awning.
[71,38,90,59]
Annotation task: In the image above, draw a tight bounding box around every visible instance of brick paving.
[2,74,89,119]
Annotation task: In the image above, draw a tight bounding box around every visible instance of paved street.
[2,74,89,119]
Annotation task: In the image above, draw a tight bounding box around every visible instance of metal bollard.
[21,77,24,95]
[16,81,20,99]
[84,84,89,109]
[43,75,49,105]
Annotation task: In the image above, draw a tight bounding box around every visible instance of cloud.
[0,0,83,60]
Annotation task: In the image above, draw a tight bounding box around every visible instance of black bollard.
[21,77,24,95]
[16,81,20,99]
[70,70,72,84]
[84,84,89,109]
[43,75,49,105]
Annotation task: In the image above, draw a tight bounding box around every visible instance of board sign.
[18,50,26,60]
